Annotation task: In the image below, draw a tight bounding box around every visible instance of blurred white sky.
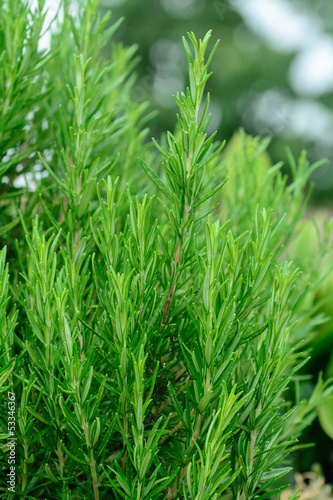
[235,0,333,95]
[233,0,333,182]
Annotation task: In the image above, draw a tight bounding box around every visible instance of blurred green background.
[98,0,333,207]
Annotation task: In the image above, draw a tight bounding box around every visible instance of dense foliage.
[0,1,332,499]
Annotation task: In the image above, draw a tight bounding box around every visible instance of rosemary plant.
[0,1,332,499]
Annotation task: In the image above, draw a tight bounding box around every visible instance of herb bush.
[0,1,332,499]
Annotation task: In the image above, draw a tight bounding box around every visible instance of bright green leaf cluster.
[0,1,332,500]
